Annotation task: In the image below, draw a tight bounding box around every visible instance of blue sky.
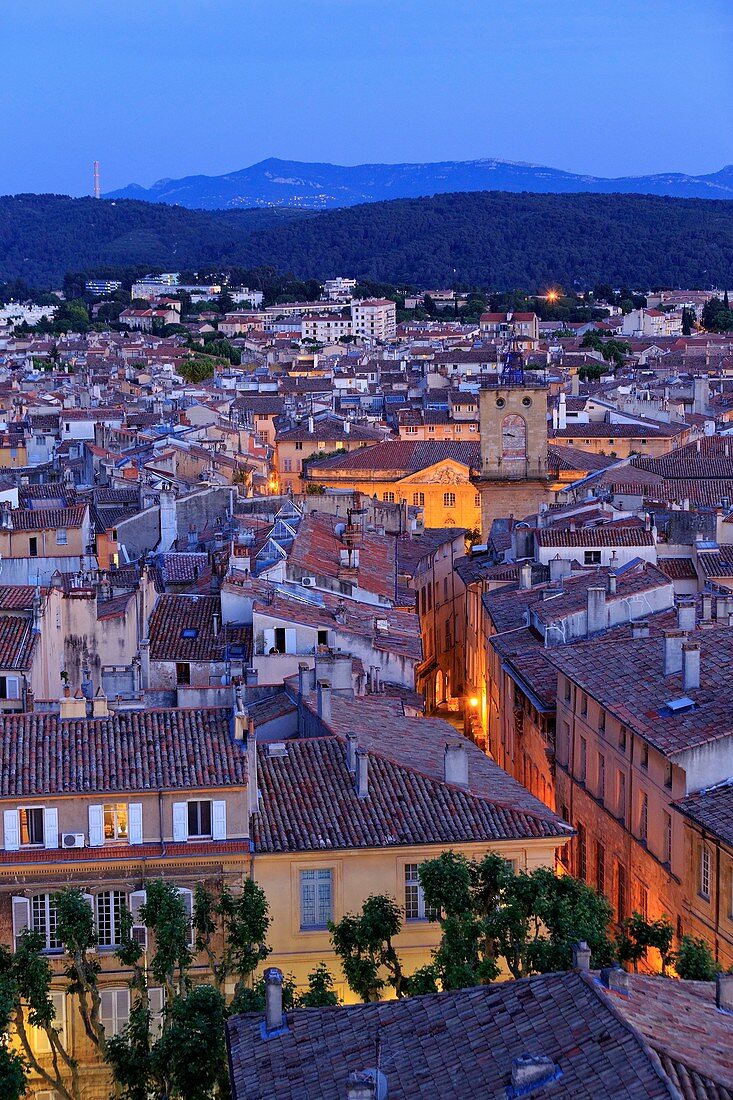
[2,0,731,196]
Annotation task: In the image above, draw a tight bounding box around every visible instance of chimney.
[444,743,469,787]
[717,595,728,622]
[677,598,696,633]
[607,571,617,596]
[263,967,284,1033]
[519,562,533,590]
[355,748,369,798]
[548,555,570,584]
[343,419,350,435]
[91,687,109,718]
[558,392,567,430]
[245,667,259,687]
[298,662,310,697]
[682,641,701,691]
[510,1055,559,1093]
[716,972,733,1012]
[346,1073,377,1100]
[316,679,332,725]
[587,586,607,634]
[632,620,650,639]
[212,611,220,637]
[572,941,591,972]
[346,732,358,774]
[701,593,713,623]
[308,415,314,434]
[663,629,685,675]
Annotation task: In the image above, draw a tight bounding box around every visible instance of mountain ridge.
[104,156,733,210]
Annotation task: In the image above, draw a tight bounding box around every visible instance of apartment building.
[350,299,397,342]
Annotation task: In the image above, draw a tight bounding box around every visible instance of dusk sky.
[2,0,732,197]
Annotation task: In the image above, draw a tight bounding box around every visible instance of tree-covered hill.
[2,190,733,290]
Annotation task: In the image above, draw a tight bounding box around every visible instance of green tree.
[616,913,675,974]
[681,307,694,336]
[329,894,409,1001]
[297,963,339,1008]
[674,935,718,981]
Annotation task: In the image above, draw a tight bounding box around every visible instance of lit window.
[300,869,332,929]
[19,808,44,847]
[404,864,439,921]
[103,804,128,842]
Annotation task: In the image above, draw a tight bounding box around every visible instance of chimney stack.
[519,562,533,590]
[572,941,591,972]
[346,732,358,775]
[263,967,284,1033]
[346,1073,377,1100]
[355,748,369,798]
[682,641,701,692]
[444,743,469,787]
[587,586,607,634]
[701,593,713,625]
[316,679,332,724]
[677,598,696,633]
[212,611,220,637]
[716,972,733,1012]
[631,620,650,639]
[607,571,617,596]
[663,629,685,675]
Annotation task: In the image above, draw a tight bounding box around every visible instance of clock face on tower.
[501,414,527,462]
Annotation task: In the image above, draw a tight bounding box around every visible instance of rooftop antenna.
[93,160,101,199]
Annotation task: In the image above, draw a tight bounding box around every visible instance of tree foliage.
[674,935,718,981]
[616,912,675,974]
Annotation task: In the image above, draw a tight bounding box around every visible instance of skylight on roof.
[181,628,198,639]
[663,696,695,714]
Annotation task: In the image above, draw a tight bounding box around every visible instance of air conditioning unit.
[62,833,85,849]
[301,577,317,587]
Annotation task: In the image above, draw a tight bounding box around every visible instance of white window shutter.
[4,809,19,851]
[117,988,130,1030]
[129,889,147,950]
[149,986,165,1038]
[211,800,226,840]
[128,803,143,845]
[88,804,104,847]
[11,896,30,946]
[6,676,19,700]
[100,989,114,1034]
[172,802,187,842]
[44,808,59,850]
[263,628,275,652]
[284,627,297,654]
[52,991,67,1046]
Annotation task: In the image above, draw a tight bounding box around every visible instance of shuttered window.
[299,869,332,929]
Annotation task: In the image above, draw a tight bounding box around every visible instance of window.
[474,493,480,507]
[404,864,439,921]
[584,550,601,565]
[104,804,128,842]
[100,988,130,1038]
[598,753,605,803]
[639,792,648,842]
[637,882,649,920]
[617,770,626,823]
[664,762,673,789]
[412,492,425,506]
[317,629,329,647]
[596,842,606,895]
[283,458,292,472]
[295,441,303,451]
[663,811,672,864]
[31,894,62,952]
[578,736,587,784]
[29,536,38,557]
[580,692,587,718]
[443,492,456,508]
[383,492,395,503]
[187,800,212,838]
[563,678,571,704]
[700,847,711,899]
[96,890,126,948]
[616,861,627,921]
[56,529,67,546]
[0,675,20,701]
[576,823,587,881]
[300,869,332,929]
[443,577,449,602]
[640,744,649,770]
[30,990,66,1055]
[598,709,606,736]
[20,808,44,847]
[619,726,627,753]
[176,662,190,685]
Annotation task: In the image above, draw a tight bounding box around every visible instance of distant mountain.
[105,157,733,210]
[3,190,733,290]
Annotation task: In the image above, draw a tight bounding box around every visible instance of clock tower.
[475,377,552,537]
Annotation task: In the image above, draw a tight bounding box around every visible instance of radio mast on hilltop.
[93,160,101,199]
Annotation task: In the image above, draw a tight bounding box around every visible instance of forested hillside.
[2,190,733,290]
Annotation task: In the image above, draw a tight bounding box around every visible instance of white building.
[301,313,353,343]
[350,298,397,342]
[322,277,356,302]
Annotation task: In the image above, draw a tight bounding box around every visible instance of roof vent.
[506,1054,562,1099]
[266,743,289,758]
[661,696,695,715]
